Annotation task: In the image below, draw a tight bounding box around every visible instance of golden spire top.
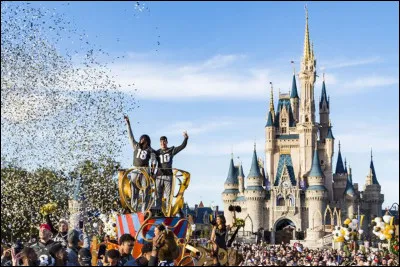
[311,41,315,60]
[323,72,325,82]
[303,5,311,61]
[328,119,331,127]
[269,82,275,118]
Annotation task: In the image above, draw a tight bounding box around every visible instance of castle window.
[277,195,285,206]
[281,127,287,134]
[282,118,287,123]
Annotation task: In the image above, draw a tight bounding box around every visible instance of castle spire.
[335,141,345,174]
[369,148,379,185]
[309,146,323,177]
[269,82,275,120]
[290,72,299,99]
[247,145,262,178]
[303,5,311,61]
[344,163,355,196]
[225,156,238,185]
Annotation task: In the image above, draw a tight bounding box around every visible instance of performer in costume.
[124,115,156,212]
[153,132,188,215]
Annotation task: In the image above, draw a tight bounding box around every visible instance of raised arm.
[45,214,58,235]
[124,115,138,149]
[172,131,189,155]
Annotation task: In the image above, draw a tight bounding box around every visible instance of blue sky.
[26,1,398,209]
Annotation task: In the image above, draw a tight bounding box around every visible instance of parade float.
[88,166,237,266]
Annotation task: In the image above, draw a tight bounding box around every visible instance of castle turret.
[298,7,318,176]
[222,155,239,226]
[362,150,384,219]
[265,83,276,184]
[305,148,328,239]
[238,162,245,194]
[244,144,266,232]
[344,165,356,218]
[319,74,330,140]
[69,177,86,230]
[290,73,300,123]
[333,141,348,202]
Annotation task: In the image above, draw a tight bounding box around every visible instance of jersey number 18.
[136,149,148,160]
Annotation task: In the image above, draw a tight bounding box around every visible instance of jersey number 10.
[159,154,170,164]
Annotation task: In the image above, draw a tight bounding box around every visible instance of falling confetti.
[0,2,137,243]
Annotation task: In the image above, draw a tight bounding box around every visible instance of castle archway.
[274,218,296,244]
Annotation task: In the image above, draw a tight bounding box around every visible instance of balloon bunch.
[39,202,58,216]
[99,211,118,240]
[332,216,364,243]
[371,213,395,241]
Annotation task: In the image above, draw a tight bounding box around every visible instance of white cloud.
[109,54,292,100]
[184,140,263,157]
[341,75,398,90]
[319,56,382,70]
[156,120,234,136]
[335,123,399,153]
[100,54,398,99]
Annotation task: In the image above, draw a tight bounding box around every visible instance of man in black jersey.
[154,131,188,215]
[124,115,156,212]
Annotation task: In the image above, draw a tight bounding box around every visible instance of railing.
[321,233,333,246]
[275,206,296,213]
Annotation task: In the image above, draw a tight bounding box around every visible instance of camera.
[12,240,23,254]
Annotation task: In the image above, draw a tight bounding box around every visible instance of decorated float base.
[116,212,189,259]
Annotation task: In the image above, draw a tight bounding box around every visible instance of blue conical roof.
[290,74,299,98]
[326,126,334,139]
[238,164,245,177]
[335,143,346,174]
[309,149,323,177]
[266,110,274,127]
[225,157,238,184]
[370,158,379,185]
[247,149,262,178]
[319,80,329,109]
[344,171,355,196]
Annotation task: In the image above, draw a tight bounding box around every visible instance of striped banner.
[116,213,188,258]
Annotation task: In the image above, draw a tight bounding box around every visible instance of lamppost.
[388,203,399,237]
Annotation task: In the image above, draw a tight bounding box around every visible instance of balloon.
[344,218,351,225]
[345,236,350,241]
[92,222,98,228]
[379,222,385,229]
[389,230,394,235]
[352,219,358,224]
[374,217,382,224]
[383,215,391,224]
[358,229,364,235]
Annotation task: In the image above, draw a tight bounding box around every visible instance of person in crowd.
[118,233,135,266]
[29,224,56,260]
[46,216,69,248]
[123,242,153,266]
[19,247,38,266]
[101,249,120,266]
[77,248,92,266]
[210,215,228,250]
[147,224,180,266]
[49,242,67,266]
[66,227,89,266]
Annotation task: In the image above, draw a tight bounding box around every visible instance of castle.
[221,8,384,244]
